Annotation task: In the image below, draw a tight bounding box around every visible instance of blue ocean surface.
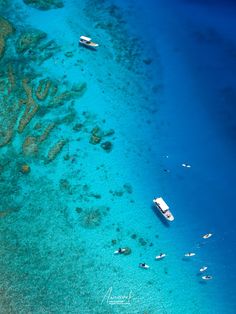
[0,0,235,313]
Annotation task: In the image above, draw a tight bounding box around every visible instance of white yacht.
[153,197,174,221]
[79,36,99,48]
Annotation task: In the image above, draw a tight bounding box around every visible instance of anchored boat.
[79,36,99,49]
[153,197,174,221]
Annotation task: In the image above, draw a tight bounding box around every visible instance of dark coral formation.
[46,139,67,163]
[89,126,115,150]
[0,16,14,59]
[101,141,112,152]
[48,82,87,107]
[18,78,39,133]
[16,28,59,64]
[16,29,46,53]
[89,126,103,144]
[23,0,64,10]
[76,206,109,229]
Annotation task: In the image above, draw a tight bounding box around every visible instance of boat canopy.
[154,197,169,210]
[80,36,91,41]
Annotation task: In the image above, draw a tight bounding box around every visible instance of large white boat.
[153,197,174,221]
[79,36,99,49]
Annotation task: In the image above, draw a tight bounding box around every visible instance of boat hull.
[79,41,98,49]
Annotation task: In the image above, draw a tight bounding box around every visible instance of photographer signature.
[101,287,133,305]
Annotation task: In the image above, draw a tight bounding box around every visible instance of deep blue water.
[115,0,236,311]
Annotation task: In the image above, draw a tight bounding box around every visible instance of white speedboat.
[153,197,174,221]
[200,266,208,272]
[155,253,166,260]
[184,252,196,257]
[202,233,213,239]
[202,275,213,280]
[79,36,99,48]
[139,263,149,269]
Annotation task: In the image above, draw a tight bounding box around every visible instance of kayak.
[114,248,126,254]
[139,263,150,269]
[156,254,166,260]
[202,275,213,280]
[203,233,213,239]
[200,266,208,272]
[185,252,196,257]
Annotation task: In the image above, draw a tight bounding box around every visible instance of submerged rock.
[101,141,113,152]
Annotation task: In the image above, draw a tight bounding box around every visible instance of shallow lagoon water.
[0,0,236,313]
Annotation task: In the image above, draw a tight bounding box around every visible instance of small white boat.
[139,263,149,269]
[200,266,208,272]
[156,253,166,260]
[79,36,99,48]
[202,275,213,280]
[182,163,191,168]
[114,248,126,255]
[184,252,196,257]
[153,197,174,221]
[202,233,213,239]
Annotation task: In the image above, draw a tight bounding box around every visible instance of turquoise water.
[0,0,236,313]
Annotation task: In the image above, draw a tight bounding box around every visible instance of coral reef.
[0,16,14,59]
[18,79,39,133]
[46,139,67,163]
[73,123,83,132]
[79,209,102,229]
[48,82,87,107]
[16,29,60,65]
[38,122,55,142]
[36,78,52,101]
[20,163,31,174]
[0,99,19,147]
[77,206,109,229]
[16,29,46,53]
[7,63,16,94]
[101,141,112,152]
[89,126,103,144]
[23,0,64,10]
[22,122,55,156]
[22,136,38,156]
[89,126,115,149]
